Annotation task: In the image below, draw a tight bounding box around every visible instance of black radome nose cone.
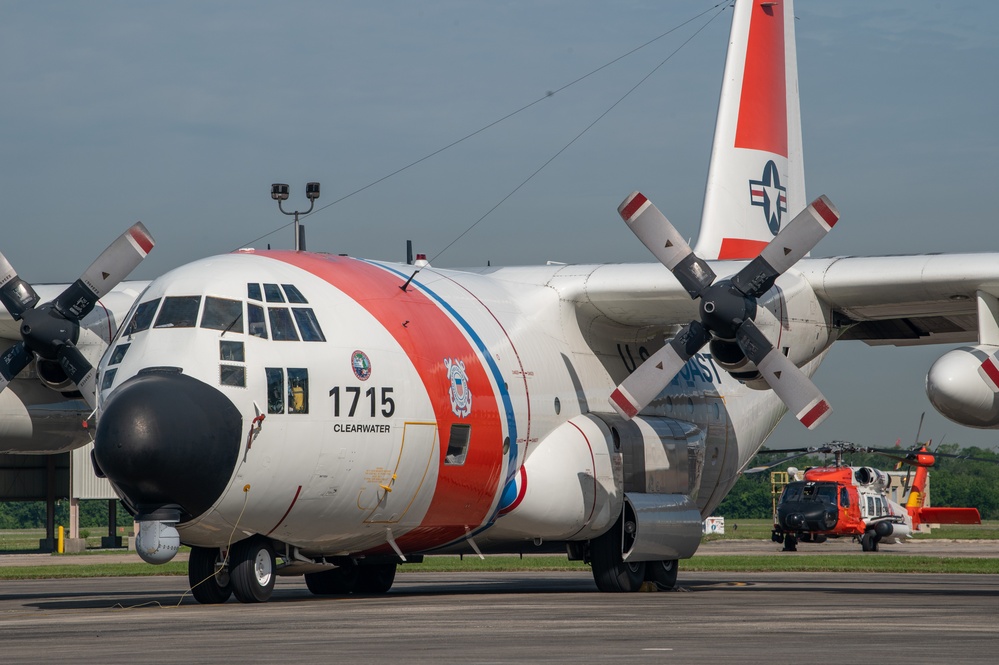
[95,369,243,519]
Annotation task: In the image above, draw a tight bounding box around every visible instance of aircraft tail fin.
[693,0,804,260]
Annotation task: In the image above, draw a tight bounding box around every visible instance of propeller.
[0,223,154,408]
[745,441,999,474]
[608,192,840,429]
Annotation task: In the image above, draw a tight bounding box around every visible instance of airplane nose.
[94,368,243,519]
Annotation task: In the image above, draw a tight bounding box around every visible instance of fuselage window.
[128,298,161,334]
[292,308,326,342]
[866,496,875,516]
[840,487,850,508]
[220,340,245,362]
[247,283,262,301]
[282,284,308,303]
[288,368,309,414]
[109,343,130,365]
[444,424,471,465]
[220,364,246,388]
[154,296,202,328]
[268,308,299,341]
[201,297,244,333]
[263,283,285,303]
[266,367,284,414]
[248,304,268,339]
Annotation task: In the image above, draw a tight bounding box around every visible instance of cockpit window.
[154,296,202,328]
[781,482,804,502]
[128,298,161,334]
[268,308,299,341]
[247,283,262,301]
[248,304,267,339]
[263,283,285,303]
[201,297,244,333]
[282,284,308,303]
[292,308,326,342]
[109,343,130,365]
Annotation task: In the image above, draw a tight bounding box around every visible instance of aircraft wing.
[798,253,999,346]
[525,253,999,348]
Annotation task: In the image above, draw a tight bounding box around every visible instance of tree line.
[716,444,999,520]
[0,500,132,531]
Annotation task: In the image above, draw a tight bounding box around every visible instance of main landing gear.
[588,511,679,592]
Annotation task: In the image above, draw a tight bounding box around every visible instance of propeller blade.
[53,222,154,321]
[978,354,999,392]
[0,251,40,320]
[618,192,716,298]
[0,341,32,394]
[609,320,711,418]
[56,343,97,410]
[735,318,832,430]
[731,195,840,297]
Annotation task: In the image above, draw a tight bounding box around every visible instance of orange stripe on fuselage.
[258,251,504,552]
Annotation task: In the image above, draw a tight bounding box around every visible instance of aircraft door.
[362,422,438,524]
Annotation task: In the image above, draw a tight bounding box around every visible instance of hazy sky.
[2,1,997,451]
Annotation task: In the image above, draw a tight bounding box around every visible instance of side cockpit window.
[127,298,161,334]
[292,308,325,342]
[268,308,299,341]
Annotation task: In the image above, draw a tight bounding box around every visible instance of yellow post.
[57,525,65,554]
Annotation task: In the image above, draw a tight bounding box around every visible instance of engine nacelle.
[926,345,999,428]
[490,413,705,544]
[854,466,890,490]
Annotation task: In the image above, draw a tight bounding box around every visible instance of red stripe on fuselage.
[734,0,787,156]
[258,251,505,551]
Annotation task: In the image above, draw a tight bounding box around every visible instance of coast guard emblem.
[351,350,371,381]
[444,357,471,418]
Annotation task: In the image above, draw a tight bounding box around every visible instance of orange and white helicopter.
[4,0,999,604]
[759,443,985,551]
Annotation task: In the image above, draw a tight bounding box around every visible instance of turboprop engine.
[926,345,999,428]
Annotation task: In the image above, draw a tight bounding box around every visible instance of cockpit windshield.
[780,481,838,504]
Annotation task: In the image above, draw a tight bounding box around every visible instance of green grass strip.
[2,553,997,580]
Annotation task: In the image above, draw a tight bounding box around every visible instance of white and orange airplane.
[3,0,999,603]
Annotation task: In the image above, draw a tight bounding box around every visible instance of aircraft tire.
[782,535,798,552]
[645,560,678,591]
[861,532,879,552]
[356,563,397,594]
[305,564,359,595]
[230,536,276,603]
[188,546,232,604]
[590,514,645,592]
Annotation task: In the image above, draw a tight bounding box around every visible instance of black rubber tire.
[356,563,397,594]
[305,565,359,595]
[645,560,679,591]
[783,534,798,552]
[861,532,879,552]
[590,516,646,592]
[230,537,276,603]
[188,546,232,604]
